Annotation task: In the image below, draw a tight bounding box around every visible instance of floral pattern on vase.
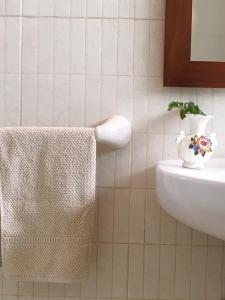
[176,114,217,169]
[189,135,212,157]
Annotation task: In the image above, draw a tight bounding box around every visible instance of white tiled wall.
[0,0,225,299]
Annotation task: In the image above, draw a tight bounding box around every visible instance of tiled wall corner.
[0,0,225,299]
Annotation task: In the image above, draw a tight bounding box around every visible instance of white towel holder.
[95,115,131,149]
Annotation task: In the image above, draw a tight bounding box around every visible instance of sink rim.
[156,158,225,240]
[157,158,225,185]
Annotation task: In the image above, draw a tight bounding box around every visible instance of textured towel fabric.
[0,127,96,283]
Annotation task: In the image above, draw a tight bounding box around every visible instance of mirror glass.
[191,0,225,62]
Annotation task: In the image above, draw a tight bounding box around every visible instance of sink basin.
[156,159,225,240]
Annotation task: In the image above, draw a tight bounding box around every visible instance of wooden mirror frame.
[164,0,225,88]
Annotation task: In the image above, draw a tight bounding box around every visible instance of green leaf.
[180,109,186,120]
[167,101,206,120]
[168,101,179,111]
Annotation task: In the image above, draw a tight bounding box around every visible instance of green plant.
[168,101,206,120]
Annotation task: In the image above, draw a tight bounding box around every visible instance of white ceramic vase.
[177,115,217,169]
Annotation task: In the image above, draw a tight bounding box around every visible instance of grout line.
[128,12,135,189]
[205,238,209,299]
[212,88,215,132]
[83,16,87,127]
[2,14,6,127]
[98,0,104,189]
[91,237,224,248]
[142,190,147,299]
[147,20,151,135]
[221,244,225,299]
[0,14,165,21]
[114,13,119,187]
[126,190,131,298]
[0,71,163,80]
[173,221,178,299]
[84,6,88,127]
[51,0,55,127]
[67,0,71,128]
[111,7,119,295]
[189,228,193,300]
[16,11,22,288]
[19,13,23,126]
[158,204,162,299]
[126,3,135,295]
[34,13,38,127]
[79,297,183,300]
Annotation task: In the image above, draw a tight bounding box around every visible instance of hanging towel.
[0,127,96,283]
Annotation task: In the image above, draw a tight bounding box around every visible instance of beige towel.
[0,127,96,283]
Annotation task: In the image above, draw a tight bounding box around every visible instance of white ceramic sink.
[156,159,225,240]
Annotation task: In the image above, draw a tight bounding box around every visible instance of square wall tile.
[160,209,176,244]
[21,74,37,126]
[113,189,129,243]
[118,19,134,75]
[131,133,148,188]
[97,244,113,297]
[159,245,175,299]
[87,0,102,17]
[206,246,223,300]
[112,244,128,298]
[133,77,149,133]
[18,282,33,296]
[70,19,86,74]
[134,20,150,76]
[33,282,49,297]
[69,75,85,127]
[5,0,22,15]
[144,245,160,299]
[119,0,134,18]
[37,74,53,126]
[71,0,86,17]
[145,190,160,243]
[129,189,145,243]
[38,18,54,73]
[4,74,20,126]
[191,246,207,300]
[149,20,164,76]
[150,0,166,19]
[39,0,54,16]
[53,18,70,74]
[128,245,144,298]
[97,188,114,242]
[102,19,118,75]
[175,246,191,299]
[5,17,21,72]
[52,74,69,126]
[22,18,38,73]
[135,0,150,19]
[23,0,38,15]
[86,19,102,74]
[0,0,6,14]
[103,0,118,17]
[0,17,5,72]
[54,0,70,16]
[3,278,18,295]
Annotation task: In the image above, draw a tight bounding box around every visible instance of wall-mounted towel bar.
[95,115,131,149]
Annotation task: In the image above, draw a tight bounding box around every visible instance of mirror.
[164,0,225,87]
[191,0,225,62]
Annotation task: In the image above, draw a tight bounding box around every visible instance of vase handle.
[176,131,185,145]
[210,132,218,149]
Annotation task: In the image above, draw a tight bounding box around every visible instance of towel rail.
[95,115,131,149]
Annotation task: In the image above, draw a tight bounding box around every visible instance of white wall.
[0,0,225,299]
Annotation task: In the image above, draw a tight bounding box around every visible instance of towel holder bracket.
[95,115,131,149]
